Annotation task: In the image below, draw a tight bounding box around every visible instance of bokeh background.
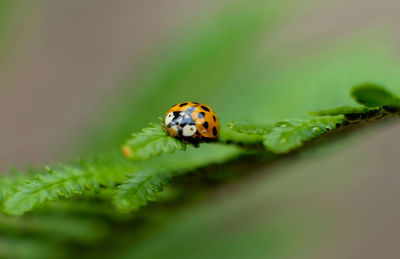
[1,0,400,258]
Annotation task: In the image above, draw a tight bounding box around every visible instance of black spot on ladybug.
[213,115,216,122]
[185,106,196,114]
[201,106,210,112]
[212,127,218,136]
[180,102,188,107]
[173,111,180,117]
[192,102,199,104]
[198,112,205,119]
[203,121,209,129]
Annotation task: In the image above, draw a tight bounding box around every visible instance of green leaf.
[263,116,344,154]
[113,144,242,213]
[0,167,35,205]
[310,106,379,116]
[222,117,345,154]
[351,83,400,109]
[113,168,172,213]
[3,155,132,216]
[122,123,186,160]
[227,121,273,135]
[219,126,265,145]
[0,175,14,204]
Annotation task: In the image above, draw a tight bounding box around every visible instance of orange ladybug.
[164,102,220,143]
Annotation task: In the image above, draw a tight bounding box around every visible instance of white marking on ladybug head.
[182,124,197,137]
[165,112,174,125]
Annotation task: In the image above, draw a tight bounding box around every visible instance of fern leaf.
[222,117,344,153]
[351,83,400,109]
[122,123,186,160]
[226,121,272,135]
[219,126,265,145]
[113,144,242,212]
[310,106,380,116]
[0,175,14,204]
[263,116,344,154]
[113,169,172,212]
[4,155,132,216]
[0,167,32,205]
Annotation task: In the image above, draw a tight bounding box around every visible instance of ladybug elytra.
[164,102,220,143]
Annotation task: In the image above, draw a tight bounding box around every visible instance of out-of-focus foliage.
[79,0,326,153]
[351,83,400,109]
[78,26,400,156]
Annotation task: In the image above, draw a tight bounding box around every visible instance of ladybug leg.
[162,124,168,132]
[203,137,218,143]
[180,138,189,144]
[190,137,201,147]
[178,137,200,147]
[192,142,200,148]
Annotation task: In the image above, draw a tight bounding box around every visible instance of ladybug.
[164,102,220,144]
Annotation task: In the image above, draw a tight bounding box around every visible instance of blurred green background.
[1,0,400,258]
